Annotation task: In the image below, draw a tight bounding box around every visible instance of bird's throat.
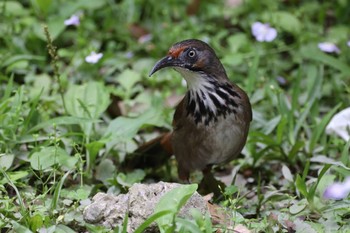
[174,67,241,126]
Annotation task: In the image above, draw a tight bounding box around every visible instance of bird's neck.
[175,68,241,126]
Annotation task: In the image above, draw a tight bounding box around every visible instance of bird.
[149,39,252,182]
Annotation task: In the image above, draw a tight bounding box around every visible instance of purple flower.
[138,34,152,44]
[251,22,277,42]
[318,42,340,54]
[324,177,350,200]
[64,15,80,26]
[347,40,350,47]
[85,51,103,64]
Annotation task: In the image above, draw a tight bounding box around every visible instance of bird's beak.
[149,56,182,77]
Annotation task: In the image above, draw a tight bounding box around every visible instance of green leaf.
[29,214,44,232]
[289,199,307,215]
[282,165,293,182]
[300,44,350,74]
[309,103,341,151]
[34,0,52,14]
[0,171,29,185]
[155,184,198,232]
[30,147,78,170]
[134,210,173,233]
[104,108,164,145]
[65,81,110,135]
[0,154,15,170]
[28,116,100,133]
[51,170,71,210]
[116,169,145,187]
[267,11,301,34]
[0,1,27,16]
[65,82,110,119]
[310,156,350,170]
[117,69,142,95]
[295,174,308,198]
[96,159,115,184]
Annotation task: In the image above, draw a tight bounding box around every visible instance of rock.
[83,182,209,232]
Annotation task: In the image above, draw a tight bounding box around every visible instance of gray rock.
[83,182,209,232]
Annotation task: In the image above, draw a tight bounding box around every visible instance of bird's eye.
[187,50,196,58]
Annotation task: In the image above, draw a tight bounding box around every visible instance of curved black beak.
[149,56,182,77]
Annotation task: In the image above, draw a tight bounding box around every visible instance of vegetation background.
[1,0,350,232]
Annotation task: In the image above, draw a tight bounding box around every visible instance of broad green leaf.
[30,147,78,170]
[96,159,115,184]
[117,69,142,95]
[155,184,198,232]
[175,218,202,233]
[33,16,66,40]
[34,0,52,14]
[28,116,100,133]
[0,1,27,16]
[104,108,164,145]
[267,11,301,34]
[134,210,173,233]
[0,154,15,170]
[289,199,307,215]
[29,214,44,232]
[65,81,110,119]
[116,169,145,187]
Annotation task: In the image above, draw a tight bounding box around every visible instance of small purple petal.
[318,42,340,54]
[347,40,350,47]
[64,15,80,26]
[264,28,277,42]
[324,177,350,200]
[125,51,134,59]
[85,51,103,64]
[138,34,153,44]
[251,21,277,42]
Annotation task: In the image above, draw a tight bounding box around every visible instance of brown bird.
[149,39,252,181]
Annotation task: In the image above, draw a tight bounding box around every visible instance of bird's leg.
[199,165,226,198]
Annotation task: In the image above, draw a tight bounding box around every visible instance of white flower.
[318,42,340,54]
[326,107,350,141]
[64,15,80,26]
[85,51,103,64]
[251,22,277,42]
[324,177,350,200]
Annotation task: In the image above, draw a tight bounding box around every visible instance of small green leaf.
[30,147,77,170]
[289,199,307,215]
[267,11,301,34]
[29,214,44,232]
[96,159,115,184]
[116,169,145,187]
[0,154,15,170]
[282,165,293,182]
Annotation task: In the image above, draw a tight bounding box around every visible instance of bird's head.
[149,39,227,87]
